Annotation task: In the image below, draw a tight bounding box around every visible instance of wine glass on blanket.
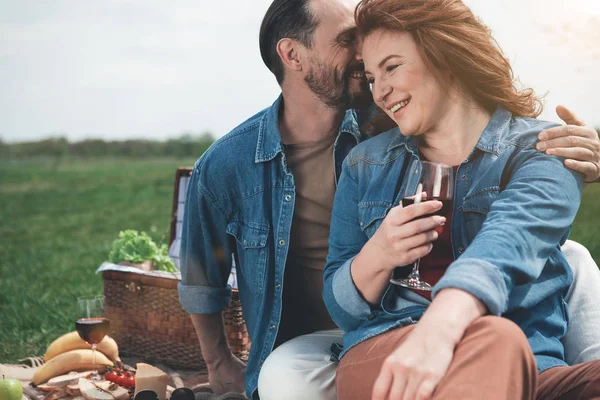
[390,161,454,291]
[76,296,110,373]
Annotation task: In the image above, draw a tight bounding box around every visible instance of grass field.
[0,157,197,363]
[1,157,599,363]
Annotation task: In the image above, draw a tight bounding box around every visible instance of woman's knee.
[467,316,532,356]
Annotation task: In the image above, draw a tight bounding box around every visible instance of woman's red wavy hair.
[355,0,543,117]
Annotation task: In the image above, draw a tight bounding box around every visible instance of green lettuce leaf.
[151,244,177,273]
[108,230,177,272]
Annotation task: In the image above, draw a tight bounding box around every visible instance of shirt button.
[458,247,465,254]
[279,240,286,246]
[285,194,292,201]
[458,206,464,211]
[367,314,375,321]
[461,175,467,181]
[275,283,281,289]
[270,324,276,330]
[360,221,364,227]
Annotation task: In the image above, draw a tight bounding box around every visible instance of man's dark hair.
[259,0,320,85]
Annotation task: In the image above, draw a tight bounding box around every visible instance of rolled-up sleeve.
[324,158,373,332]
[178,162,233,314]
[433,150,584,314]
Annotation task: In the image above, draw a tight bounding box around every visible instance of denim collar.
[255,94,362,163]
[475,106,511,155]
[386,105,512,156]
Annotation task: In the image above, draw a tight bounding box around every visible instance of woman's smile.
[389,98,411,118]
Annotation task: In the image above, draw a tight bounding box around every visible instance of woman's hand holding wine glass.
[391,161,454,290]
[366,199,446,274]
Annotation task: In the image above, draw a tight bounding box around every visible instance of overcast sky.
[0,0,599,143]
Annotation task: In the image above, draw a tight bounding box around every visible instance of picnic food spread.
[31,367,168,400]
[18,331,171,400]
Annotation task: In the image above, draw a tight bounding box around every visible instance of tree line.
[0,133,215,159]
[1,129,599,160]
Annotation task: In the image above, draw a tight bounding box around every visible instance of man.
[178,0,600,398]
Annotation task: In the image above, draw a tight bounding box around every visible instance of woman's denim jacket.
[323,106,584,372]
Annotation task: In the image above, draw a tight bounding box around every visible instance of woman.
[323,0,600,399]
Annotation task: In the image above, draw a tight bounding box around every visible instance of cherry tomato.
[105,370,117,383]
[114,371,126,386]
[125,373,136,389]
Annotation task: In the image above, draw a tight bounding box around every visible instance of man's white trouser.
[258,328,343,400]
[562,240,600,365]
[257,240,600,400]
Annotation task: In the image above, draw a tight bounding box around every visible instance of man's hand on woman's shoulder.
[537,105,600,183]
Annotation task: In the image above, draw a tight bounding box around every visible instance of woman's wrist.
[419,288,487,346]
[350,241,395,306]
[358,238,392,274]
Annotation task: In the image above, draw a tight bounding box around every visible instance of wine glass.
[76,296,110,373]
[390,161,454,291]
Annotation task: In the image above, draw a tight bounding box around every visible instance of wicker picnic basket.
[102,168,251,370]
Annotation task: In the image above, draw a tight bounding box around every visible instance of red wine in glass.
[76,317,110,344]
[391,161,454,290]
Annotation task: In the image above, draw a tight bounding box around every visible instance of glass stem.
[409,258,422,279]
[92,343,97,371]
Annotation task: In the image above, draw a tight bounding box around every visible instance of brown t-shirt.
[276,134,339,346]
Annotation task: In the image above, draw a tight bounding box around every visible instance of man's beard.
[305,56,373,111]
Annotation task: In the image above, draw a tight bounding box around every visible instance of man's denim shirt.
[323,106,584,373]
[178,96,361,398]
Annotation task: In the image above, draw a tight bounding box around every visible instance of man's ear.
[276,38,304,73]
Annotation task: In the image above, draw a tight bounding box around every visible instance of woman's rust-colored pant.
[336,316,600,400]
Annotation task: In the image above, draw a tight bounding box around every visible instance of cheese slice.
[134,363,169,400]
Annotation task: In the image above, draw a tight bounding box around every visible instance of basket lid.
[167,168,239,289]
